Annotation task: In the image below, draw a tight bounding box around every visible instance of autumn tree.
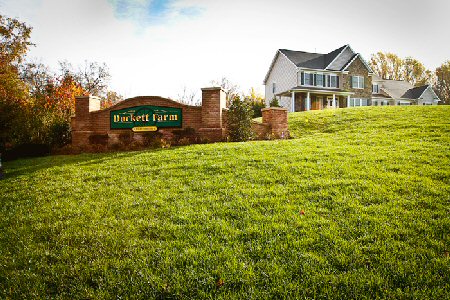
[435,61,450,105]
[370,52,432,86]
[0,14,33,150]
[59,60,111,97]
[101,90,124,109]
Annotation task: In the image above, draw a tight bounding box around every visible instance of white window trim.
[372,84,379,94]
[352,76,364,89]
[302,72,339,88]
[349,98,369,107]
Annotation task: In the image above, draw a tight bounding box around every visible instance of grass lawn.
[1,106,449,299]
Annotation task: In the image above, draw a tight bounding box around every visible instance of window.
[272,82,276,93]
[329,75,338,88]
[315,74,324,87]
[303,72,313,85]
[372,84,379,93]
[349,98,369,107]
[352,76,364,89]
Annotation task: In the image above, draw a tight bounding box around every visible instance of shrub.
[250,100,265,118]
[48,118,71,148]
[269,97,281,107]
[227,95,253,142]
[172,127,198,145]
[142,132,165,148]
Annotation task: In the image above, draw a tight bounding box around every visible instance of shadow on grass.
[2,148,178,180]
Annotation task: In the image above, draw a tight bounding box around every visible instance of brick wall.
[71,87,289,149]
[261,107,289,138]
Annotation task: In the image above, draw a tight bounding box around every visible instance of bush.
[142,132,166,148]
[269,97,281,107]
[172,127,198,145]
[48,118,71,148]
[250,100,265,118]
[227,95,253,142]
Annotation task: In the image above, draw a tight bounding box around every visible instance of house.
[263,45,440,111]
[372,75,440,106]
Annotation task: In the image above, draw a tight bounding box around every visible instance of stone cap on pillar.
[262,107,288,111]
[201,87,225,92]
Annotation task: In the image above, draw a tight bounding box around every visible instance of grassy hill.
[1,106,449,299]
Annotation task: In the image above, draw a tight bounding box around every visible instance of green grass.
[1,106,449,299]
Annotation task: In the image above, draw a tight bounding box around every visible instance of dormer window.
[372,84,379,94]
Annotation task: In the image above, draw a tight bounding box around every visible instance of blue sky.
[108,0,202,26]
[1,0,450,100]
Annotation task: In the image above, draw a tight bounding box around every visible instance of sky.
[1,0,450,100]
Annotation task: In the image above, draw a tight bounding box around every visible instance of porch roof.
[277,86,354,97]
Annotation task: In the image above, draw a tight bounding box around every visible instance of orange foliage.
[44,76,87,117]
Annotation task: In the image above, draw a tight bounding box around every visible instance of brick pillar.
[199,87,226,141]
[262,107,289,138]
[72,96,101,146]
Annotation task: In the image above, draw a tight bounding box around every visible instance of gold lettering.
[114,115,120,122]
[169,114,178,121]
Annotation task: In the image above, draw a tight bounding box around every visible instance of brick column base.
[261,107,289,138]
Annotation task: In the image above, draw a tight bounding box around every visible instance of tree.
[404,57,432,86]
[370,52,404,80]
[244,87,265,117]
[0,15,33,150]
[210,77,240,106]
[101,90,124,109]
[435,61,450,105]
[226,95,253,142]
[59,60,111,97]
[269,97,281,107]
[370,51,432,86]
[176,86,200,106]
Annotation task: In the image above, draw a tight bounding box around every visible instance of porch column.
[347,95,350,107]
[291,91,295,112]
[306,92,311,111]
[332,94,336,108]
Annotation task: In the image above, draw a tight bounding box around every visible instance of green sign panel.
[110,105,182,130]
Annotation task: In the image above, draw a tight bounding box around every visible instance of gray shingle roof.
[401,85,429,99]
[279,45,351,70]
[373,76,430,100]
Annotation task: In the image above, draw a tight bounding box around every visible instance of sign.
[110,105,182,130]
[132,126,157,132]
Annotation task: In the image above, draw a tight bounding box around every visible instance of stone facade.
[71,87,289,150]
[341,56,372,99]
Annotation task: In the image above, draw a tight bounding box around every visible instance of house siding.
[418,87,438,105]
[265,51,297,110]
[341,56,372,101]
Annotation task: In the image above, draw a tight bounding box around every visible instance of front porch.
[279,88,354,112]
